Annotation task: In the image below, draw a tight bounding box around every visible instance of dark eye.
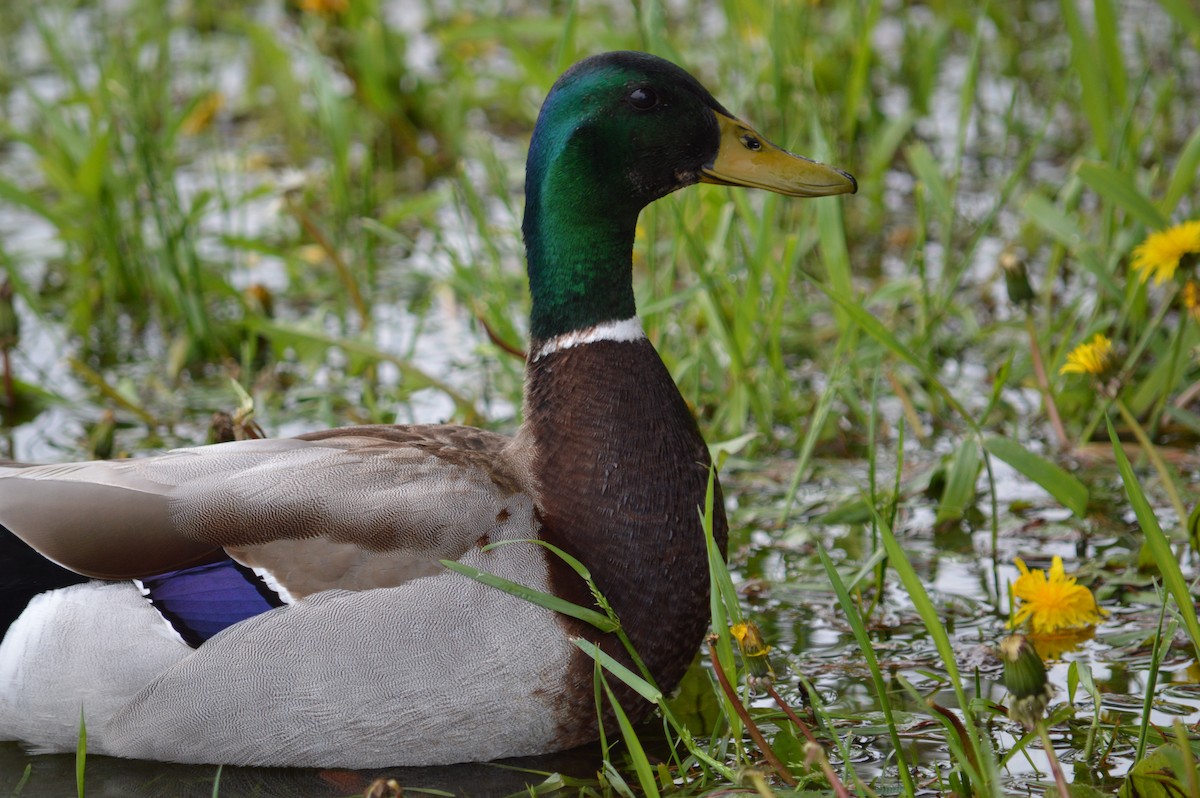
[740,133,763,151]
[627,87,660,111]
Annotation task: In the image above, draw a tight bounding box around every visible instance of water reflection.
[2,740,604,797]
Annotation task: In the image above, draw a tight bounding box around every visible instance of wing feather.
[0,428,537,588]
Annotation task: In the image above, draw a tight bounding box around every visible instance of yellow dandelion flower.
[1009,556,1107,635]
[1059,333,1113,376]
[731,622,775,691]
[1130,220,1200,285]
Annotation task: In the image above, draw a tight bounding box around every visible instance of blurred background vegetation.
[0,0,1194,468]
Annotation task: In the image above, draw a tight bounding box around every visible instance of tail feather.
[1,525,89,638]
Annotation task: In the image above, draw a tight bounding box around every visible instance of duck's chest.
[522,337,727,687]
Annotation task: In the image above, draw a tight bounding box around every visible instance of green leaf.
[1076,161,1169,230]
[983,437,1089,517]
[936,439,981,525]
[1093,0,1127,110]
[1163,125,1200,216]
[906,141,954,223]
[708,431,759,463]
[439,559,619,633]
[75,129,111,201]
[1021,193,1120,296]
[1107,417,1200,663]
[1119,745,1193,798]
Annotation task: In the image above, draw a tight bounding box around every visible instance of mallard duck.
[0,51,854,768]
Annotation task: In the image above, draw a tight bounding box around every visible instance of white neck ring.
[532,317,646,361]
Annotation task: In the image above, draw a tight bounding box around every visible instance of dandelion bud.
[731,621,775,691]
[1000,247,1034,308]
[998,634,1052,730]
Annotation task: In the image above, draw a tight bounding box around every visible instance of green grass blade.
[1156,0,1200,36]
[0,177,70,230]
[484,538,593,583]
[983,437,1089,517]
[439,560,619,633]
[783,358,845,520]
[1136,602,1172,762]
[76,710,86,798]
[703,466,740,631]
[818,546,917,798]
[876,509,987,791]
[936,439,981,526]
[600,673,661,798]
[573,640,663,704]
[813,282,975,426]
[1163,124,1200,215]
[702,465,742,746]
[1092,0,1127,110]
[1061,0,1110,156]
[1107,417,1200,661]
[13,764,32,795]
[906,141,954,227]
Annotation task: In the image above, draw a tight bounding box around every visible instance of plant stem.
[1036,721,1071,798]
[766,685,819,746]
[1024,315,1069,451]
[768,685,856,798]
[705,638,796,787]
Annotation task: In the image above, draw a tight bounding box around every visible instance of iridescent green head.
[522,51,855,342]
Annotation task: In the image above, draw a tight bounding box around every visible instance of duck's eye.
[627,87,660,111]
[740,134,763,151]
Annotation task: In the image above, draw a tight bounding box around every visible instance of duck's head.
[523,51,856,341]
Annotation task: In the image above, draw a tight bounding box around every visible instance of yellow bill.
[700,112,856,197]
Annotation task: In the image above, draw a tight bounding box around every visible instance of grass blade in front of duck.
[478,537,660,685]
[572,641,660,704]
[75,711,86,798]
[453,537,741,781]
[598,667,659,798]
[438,560,617,633]
[701,463,745,755]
